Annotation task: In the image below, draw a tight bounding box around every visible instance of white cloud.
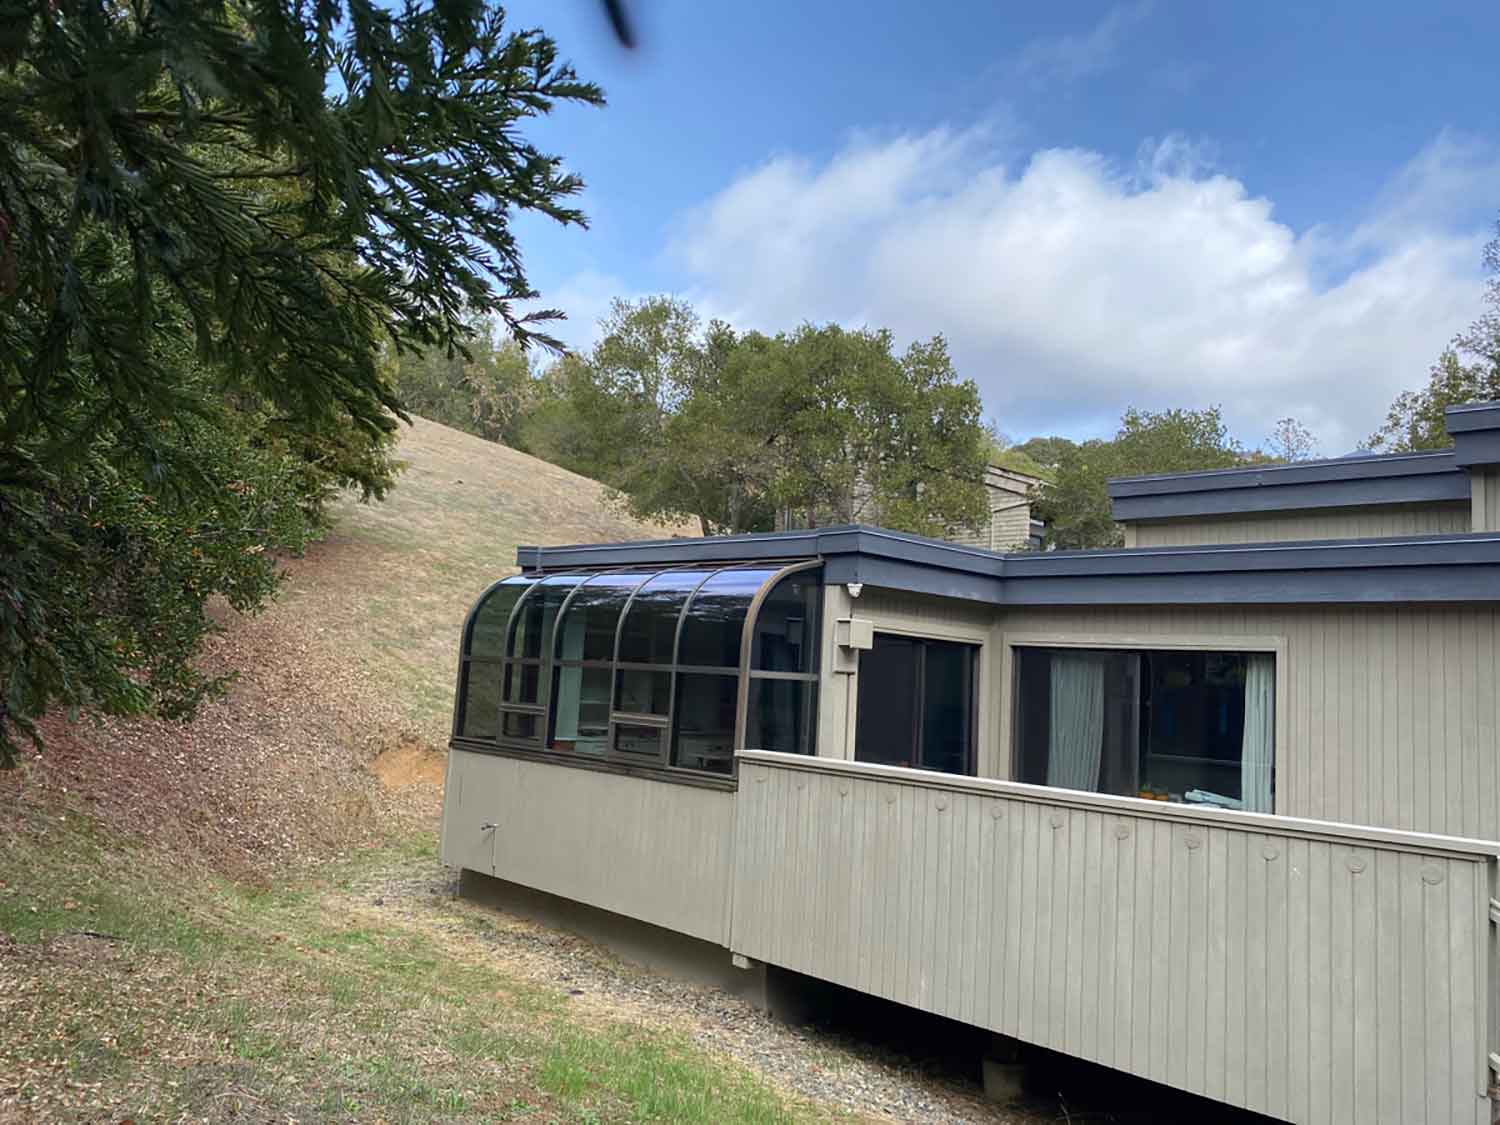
[664,128,1495,452]
[1015,2,1154,87]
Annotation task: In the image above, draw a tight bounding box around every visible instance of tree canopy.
[1028,407,1251,549]
[526,297,991,538]
[0,1,602,764]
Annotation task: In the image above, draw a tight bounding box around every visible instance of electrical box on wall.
[833,617,873,673]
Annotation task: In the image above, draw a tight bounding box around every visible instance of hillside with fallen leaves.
[0,420,690,888]
[2,416,693,883]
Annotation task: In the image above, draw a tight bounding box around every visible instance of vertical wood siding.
[1130,504,1470,546]
[995,604,1500,843]
[443,749,736,944]
[731,757,1496,1125]
[1473,469,1500,532]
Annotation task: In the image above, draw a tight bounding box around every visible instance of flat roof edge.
[515,529,1500,607]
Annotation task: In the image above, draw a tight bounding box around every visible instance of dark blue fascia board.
[517,527,1500,606]
[1443,401,1500,433]
[1107,450,1468,521]
[518,525,1004,580]
[1446,403,1500,468]
[1108,449,1457,497]
[1111,474,1469,521]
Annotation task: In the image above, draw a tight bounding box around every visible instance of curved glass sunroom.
[453,563,821,777]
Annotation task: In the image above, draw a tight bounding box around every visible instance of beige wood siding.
[1473,469,1500,532]
[442,749,735,944]
[995,604,1500,843]
[731,753,1497,1125]
[1130,503,1470,546]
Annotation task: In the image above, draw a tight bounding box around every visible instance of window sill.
[447,737,739,792]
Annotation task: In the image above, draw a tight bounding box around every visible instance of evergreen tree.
[0,2,603,763]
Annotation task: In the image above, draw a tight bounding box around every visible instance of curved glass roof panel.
[616,569,716,665]
[465,575,537,661]
[677,567,780,668]
[508,573,587,661]
[553,571,655,662]
[752,569,820,673]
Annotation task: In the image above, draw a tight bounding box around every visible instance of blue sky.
[503,0,1500,452]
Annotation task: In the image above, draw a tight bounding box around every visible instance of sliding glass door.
[855,633,977,775]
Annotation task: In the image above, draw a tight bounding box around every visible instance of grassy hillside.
[0,419,842,1123]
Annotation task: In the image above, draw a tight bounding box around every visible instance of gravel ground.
[345,859,1055,1124]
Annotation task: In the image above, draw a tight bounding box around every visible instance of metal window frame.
[456,559,825,782]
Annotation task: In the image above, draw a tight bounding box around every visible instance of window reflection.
[752,573,820,673]
[617,569,713,665]
[616,667,671,715]
[746,678,816,756]
[459,662,501,739]
[466,575,535,661]
[553,571,654,662]
[672,673,737,773]
[510,574,585,660]
[678,569,777,667]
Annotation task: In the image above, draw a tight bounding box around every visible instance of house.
[775,460,1045,551]
[442,401,1500,1125]
[948,463,1044,552]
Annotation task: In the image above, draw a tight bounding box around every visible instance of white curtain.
[1047,653,1105,791]
[1241,655,1275,813]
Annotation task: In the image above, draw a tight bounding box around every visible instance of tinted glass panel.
[551,665,611,755]
[617,569,713,665]
[747,677,816,756]
[921,641,972,774]
[615,668,671,716]
[466,576,535,661]
[553,572,653,662]
[510,574,585,660]
[613,723,665,760]
[854,634,917,767]
[459,661,500,739]
[672,673,738,773]
[752,571,820,673]
[678,568,776,667]
[1014,646,1272,810]
[503,661,541,705]
[501,711,540,741]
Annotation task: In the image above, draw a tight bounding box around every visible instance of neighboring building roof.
[518,524,1500,607]
[1445,401,1500,466]
[1107,400,1500,523]
[1107,450,1468,520]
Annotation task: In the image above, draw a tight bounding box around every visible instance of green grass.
[0,810,811,1123]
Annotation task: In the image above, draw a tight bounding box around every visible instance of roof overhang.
[1445,401,1500,468]
[518,526,1500,607]
[1107,451,1468,521]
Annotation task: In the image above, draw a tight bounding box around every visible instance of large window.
[452,562,822,779]
[854,633,977,775]
[1013,646,1275,812]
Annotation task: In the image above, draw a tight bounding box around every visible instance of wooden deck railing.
[731,750,1500,1125]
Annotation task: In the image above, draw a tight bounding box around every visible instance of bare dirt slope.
[3,416,692,883]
